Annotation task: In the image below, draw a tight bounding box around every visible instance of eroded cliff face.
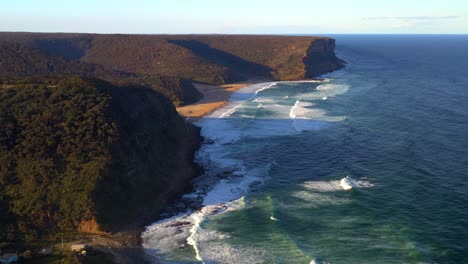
[303,38,346,77]
[78,217,108,235]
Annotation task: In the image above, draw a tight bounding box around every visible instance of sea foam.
[289,101,315,119]
[255,82,277,94]
[143,80,349,263]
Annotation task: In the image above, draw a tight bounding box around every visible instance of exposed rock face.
[78,217,108,235]
[304,39,346,77]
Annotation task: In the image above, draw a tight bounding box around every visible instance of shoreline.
[83,79,272,264]
[137,76,337,263]
[176,78,272,122]
[141,79,277,263]
[108,77,335,263]
[142,77,329,263]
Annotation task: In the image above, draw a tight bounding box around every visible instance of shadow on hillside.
[34,38,91,60]
[168,39,272,79]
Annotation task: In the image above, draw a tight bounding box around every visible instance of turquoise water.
[143,35,468,263]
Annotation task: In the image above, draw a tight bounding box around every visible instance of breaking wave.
[142,79,351,263]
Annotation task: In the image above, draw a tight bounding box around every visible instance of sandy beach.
[176,79,271,122]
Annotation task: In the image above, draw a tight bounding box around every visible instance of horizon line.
[1,31,468,36]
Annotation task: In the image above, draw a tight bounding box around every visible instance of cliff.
[0,76,201,242]
[0,33,344,105]
[0,34,344,256]
[303,38,345,77]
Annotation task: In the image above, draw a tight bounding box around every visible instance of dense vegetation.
[0,33,343,104]
[0,39,202,106]
[0,76,200,244]
[0,41,97,77]
[0,34,343,261]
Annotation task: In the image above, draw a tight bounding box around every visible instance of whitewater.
[142,77,354,263]
[142,35,468,263]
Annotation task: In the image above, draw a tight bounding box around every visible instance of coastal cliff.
[0,34,344,262]
[0,33,344,105]
[304,38,345,77]
[0,76,200,242]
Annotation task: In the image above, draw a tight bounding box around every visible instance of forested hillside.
[0,39,202,106]
[0,76,200,243]
[0,33,344,105]
[0,33,344,256]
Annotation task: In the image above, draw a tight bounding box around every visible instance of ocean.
[142,35,468,263]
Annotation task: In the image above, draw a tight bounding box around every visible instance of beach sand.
[176,79,270,122]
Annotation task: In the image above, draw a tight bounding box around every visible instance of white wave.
[144,79,353,262]
[270,216,279,221]
[252,97,277,104]
[184,161,271,262]
[310,258,330,264]
[254,82,277,94]
[187,210,208,262]
[288,179,362,209]
[219,104,243,118]
[170,159,270,262]
[289,100,344,122]
[206,81,347,119]
[288,97,346,132]
[299,84,349,101]
[186,196,266,264]
[355,179,375,188]
[142,198,257,263]
[340,176,374,190]
[288,100,339,132]
[283,78,330,84]
[289,100,315,119]
[316,84,334,91]
[322,96,328,100]
[302,178,375,193]
[206,82,273,119]
[301,180,343,192]
[317,84,349,95]
[340,176,355,190]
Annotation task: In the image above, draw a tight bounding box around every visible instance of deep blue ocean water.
[143,35,468,263]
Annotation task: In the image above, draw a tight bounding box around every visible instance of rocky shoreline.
[49,36,344,263]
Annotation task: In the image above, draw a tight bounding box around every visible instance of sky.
[1,0,467,34]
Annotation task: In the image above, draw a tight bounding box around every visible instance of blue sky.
[1,0,467,34]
